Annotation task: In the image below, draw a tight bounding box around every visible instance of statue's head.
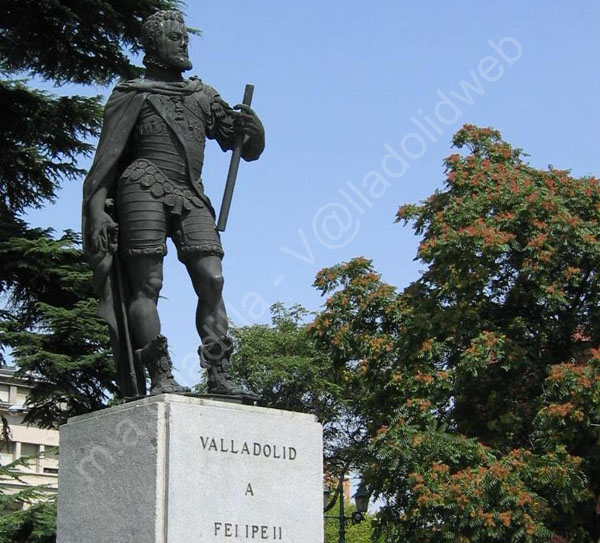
[142,10,192,72]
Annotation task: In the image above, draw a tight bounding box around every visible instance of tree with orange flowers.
[309,125,600,542]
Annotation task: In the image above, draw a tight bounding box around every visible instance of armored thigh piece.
[117,159,169,259]
[173,205,224,262]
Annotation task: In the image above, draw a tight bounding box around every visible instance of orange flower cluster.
[431,462,449,474]
[414,372,434,385]
[546,402,584,421]
[406,398,432,412]
[497,511,512,527]
[446,153,461,165]
[376,425,388,436]
[419,338,434,353]
[457,217,515,248]
[369,336,393,355]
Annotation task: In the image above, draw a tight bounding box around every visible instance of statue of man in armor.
[82,10,264,398]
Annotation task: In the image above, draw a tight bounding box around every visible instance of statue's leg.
[122,254,188,395]
[183,254,247,396]
[117,162,169,349]
[116,164,188,395]
[124,254,164,349]
[184,254,228,343]
[174,206,253,396]
[173,202,227,344]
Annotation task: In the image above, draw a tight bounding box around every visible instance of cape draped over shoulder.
[82,77,205,238]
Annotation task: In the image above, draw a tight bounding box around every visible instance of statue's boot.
[199,337,257,399]
[137,335,190,395]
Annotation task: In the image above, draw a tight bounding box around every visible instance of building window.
[20,442,39,457]
[0,384,9,403]
[19,443,39,472]
[15,386,28,405]
[0,441,15,466]
[42,446,59,472]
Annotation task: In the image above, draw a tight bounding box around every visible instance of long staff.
[104,218,140,399]
[113,253,140,398]
[217,84,254,232]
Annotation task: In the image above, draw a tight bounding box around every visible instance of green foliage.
[0,0,181,215]
[0,0,181,85]
[0,454,56,543]
[324,511,375,543]
[0,0,181,425]
[0,218,115,428]
[310,125,600,541]
[0,227,116,428]
[232,303,330,411]
[0,80,102,215]
[230,303,354,465]
[0,499,57,543]
[0,217,90,327]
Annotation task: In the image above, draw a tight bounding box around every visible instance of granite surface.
[57,395,324,543]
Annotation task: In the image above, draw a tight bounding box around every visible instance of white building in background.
[0,366,59,497]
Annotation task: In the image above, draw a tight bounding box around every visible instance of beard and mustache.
[164,52,193,72]
[146,46,193,72]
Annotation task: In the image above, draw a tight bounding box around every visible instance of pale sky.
[26,1,600,386]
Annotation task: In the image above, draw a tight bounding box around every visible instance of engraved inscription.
[199,436,297,460]
[214,522,283,540]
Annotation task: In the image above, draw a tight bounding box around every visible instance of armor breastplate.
[132,102,189,189]
[132,95,207,182]
[125,98,212,215]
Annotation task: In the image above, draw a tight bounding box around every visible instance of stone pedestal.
[57,395,323,543]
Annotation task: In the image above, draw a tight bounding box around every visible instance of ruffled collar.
[116,76,203,96]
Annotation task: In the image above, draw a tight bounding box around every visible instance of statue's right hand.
[89,212,118,255]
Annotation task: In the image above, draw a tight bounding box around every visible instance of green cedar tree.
[0,0,180,535]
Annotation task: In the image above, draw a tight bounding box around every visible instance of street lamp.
[353,482,369,520]
[323,483,332,508]
[324,469,370,543]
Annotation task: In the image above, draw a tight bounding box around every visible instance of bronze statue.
[82,10,264,399]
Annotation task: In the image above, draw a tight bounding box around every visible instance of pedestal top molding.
[67,394,319,424]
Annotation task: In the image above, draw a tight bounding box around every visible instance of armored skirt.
[117,158,224,262]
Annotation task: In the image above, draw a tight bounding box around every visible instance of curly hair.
[141,10,185,62]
